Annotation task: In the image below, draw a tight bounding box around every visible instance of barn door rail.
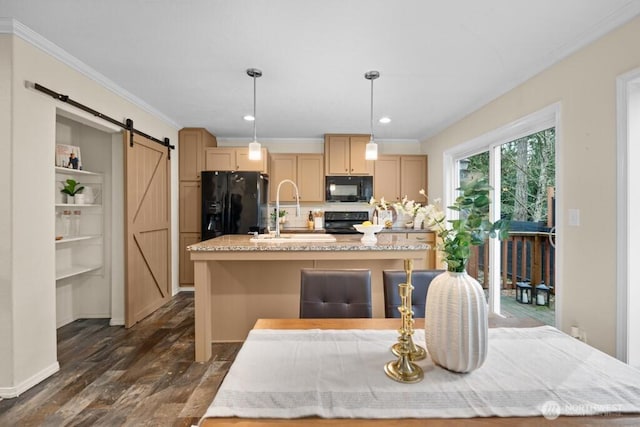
[30,82,175,158]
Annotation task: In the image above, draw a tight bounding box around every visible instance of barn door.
[124,131,171,327]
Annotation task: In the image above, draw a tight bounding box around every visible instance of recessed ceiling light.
[243,115,255,121]
[379,116,391,124]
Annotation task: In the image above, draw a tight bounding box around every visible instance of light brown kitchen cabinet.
[269,153,324,202]
[204,147,268,173]
[373,154,428,202]
[324,134,373,175]
[179,181,201,232]
[385,232,437,268]
[179,233,201,286]
[179,128,217,180]
[400,155,428,202]
[178,127,217,287]
[373,155,401,201]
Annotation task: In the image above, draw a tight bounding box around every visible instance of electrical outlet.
[570,326,581,338]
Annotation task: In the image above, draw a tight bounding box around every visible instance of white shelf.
[55,203,101,208]
[55,166,102,176]
[56,264,102,281]
[55,235,100,244]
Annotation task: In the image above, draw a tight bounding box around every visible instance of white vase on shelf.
[425,271,488,373]
[74,193,86,205]
[66,195,75,204]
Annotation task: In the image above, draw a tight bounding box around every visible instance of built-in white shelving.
[55,235,101,244]
[55,166,101,176]
[55,166,104,281]
[54,112,114,328]
[55,265,102,281]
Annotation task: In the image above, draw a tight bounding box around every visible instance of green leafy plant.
[436,176,509,272]
[60,179,84,196]
[270,209,286,221]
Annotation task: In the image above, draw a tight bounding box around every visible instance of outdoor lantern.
[516,282,533,304]
[534,282,550,306]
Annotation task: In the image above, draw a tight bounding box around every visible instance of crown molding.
[0,18,181,130]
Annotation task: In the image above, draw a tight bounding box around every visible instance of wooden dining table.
[200,318,640,426]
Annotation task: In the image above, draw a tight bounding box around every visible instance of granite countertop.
[378,227,435,234]
[280,227,434,234]
[187,233,430,252]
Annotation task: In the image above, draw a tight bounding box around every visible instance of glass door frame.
[442,103,560,318]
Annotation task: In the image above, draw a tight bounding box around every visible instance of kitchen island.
[188,233,431,361]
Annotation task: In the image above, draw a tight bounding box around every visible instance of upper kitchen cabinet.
[400,155,428,202]
[179,128,217,180]
[373,155,428,202]
[269,153,324,202]
[204,147,268,173]
[373,155,401,201]
[324,134,373,175]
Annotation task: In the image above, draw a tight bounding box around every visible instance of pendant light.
[365,70,380,160]
[247,68,262,160]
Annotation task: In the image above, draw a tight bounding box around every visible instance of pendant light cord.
[253,73,257,143]
[370,77,374,141]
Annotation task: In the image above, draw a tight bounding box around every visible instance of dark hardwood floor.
[0,292,241,426]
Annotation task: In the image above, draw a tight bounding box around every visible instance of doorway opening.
[617,68,640,367]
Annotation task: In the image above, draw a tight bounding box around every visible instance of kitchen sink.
[250,233,337,243]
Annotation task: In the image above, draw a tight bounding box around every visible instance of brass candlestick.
[384,259,425,383]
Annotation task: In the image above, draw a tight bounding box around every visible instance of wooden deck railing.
[467,231,556,290]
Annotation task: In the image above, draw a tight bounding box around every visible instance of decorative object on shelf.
[369,196,396,228]
[61,210,71,237]
[423,176,510,373]
[246,68,263,161]
[60,178,85,204]
[72,210,81,236]
[384,259,424,383]
[55,144,82,169]
[313,210,324,229]
[353,223,384,244]
[364,70,379,160]
[82,186,95,204]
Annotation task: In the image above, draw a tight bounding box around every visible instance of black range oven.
[324,211,369,234]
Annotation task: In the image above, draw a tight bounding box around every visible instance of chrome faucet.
[275,179,301,237]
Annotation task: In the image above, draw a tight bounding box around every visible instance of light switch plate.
[568,208,580,226]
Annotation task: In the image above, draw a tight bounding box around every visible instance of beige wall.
[0,35,13,388]
[423,16,640,356]
[1,31,179,396]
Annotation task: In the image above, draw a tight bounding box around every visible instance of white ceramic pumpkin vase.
[425,271,488,373]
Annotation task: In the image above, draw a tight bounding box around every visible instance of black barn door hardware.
[31,82,175,157]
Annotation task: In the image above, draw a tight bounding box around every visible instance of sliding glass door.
[445,115,556,322]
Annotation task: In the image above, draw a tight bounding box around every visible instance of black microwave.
[325,176,373,202]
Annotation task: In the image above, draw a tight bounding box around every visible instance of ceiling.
[2,0,640,141]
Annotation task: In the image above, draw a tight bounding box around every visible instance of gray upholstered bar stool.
[299,269,372,318]
[382,269,445,318]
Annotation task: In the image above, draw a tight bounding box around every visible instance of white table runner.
[202,326,640,420]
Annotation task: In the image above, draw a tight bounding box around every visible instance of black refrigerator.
[201,171,269,240]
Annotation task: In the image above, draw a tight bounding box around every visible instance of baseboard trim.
[109,317,125,326]
[0,361,60,399]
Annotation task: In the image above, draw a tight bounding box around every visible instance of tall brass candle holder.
[384,259,425,383]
